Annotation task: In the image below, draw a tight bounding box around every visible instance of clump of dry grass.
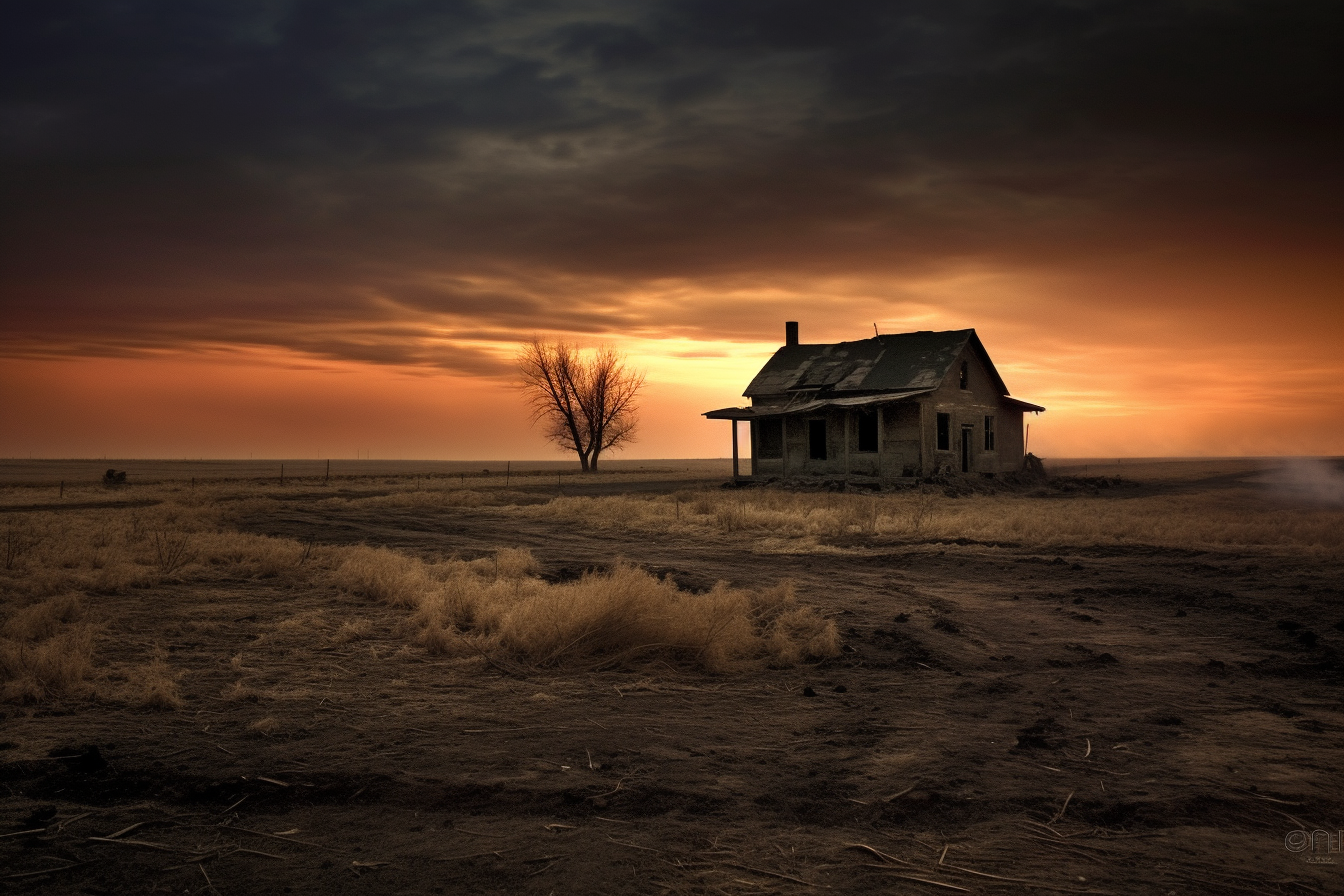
[337,547,839,672]
[128,655,184,710]
[2,521,45,570]
[469,567,838,671]
[222,680,260,702]
[0,622,96,703]
[249,716,281,736]
[1,594,97,702]
[3,592,84,640]
[331,545,437,607]
[331,618,373,643]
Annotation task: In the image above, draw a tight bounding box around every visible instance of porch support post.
[731,420,740,479]
[876,406,884,480]
[843,411,851,478]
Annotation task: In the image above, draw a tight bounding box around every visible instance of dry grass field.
[2,459,1343,894]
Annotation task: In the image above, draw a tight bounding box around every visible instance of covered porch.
[703,391,930,482]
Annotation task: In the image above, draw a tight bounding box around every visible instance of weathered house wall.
[751,402,925,478]
[881,403,922,477]
[923,345,1021,474]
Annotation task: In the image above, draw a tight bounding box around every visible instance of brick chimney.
[785,321,799,346]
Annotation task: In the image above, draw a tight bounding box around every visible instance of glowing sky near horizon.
[3,2,1342,460]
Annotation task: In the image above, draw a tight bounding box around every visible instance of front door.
[961,425,973,473]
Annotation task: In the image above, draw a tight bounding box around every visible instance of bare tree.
[518,338,645,472]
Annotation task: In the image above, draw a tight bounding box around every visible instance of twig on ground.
[87,836,179,852]
[884,783,919,801]
[1049,790,1076,825]
[2,862,94,881]
[607,836,662,853]
[434,849,513,861]
[859,868,970,891]
[102,822,148,840]
[1022,819,1065,838]
[844,844,918,868]
[591,777,629,799]
[51,812,93,832]
[218,825,333,850]
[1231,788,1301,806]
[452,826,507,838]
[721,862,828,888]
[256,776,291,787]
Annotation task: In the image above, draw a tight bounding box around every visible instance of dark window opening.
[808,419,827,460]
[959,361,969,390]
[936,413,950,451]
[983,416,995,450]
[857,411,878,452]
[756,419,783,459]
[961,425,973,472]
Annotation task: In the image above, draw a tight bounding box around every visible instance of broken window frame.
[984,415,995,450]
[959,361,969,390]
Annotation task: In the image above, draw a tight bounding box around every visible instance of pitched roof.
[743,329,1008,397]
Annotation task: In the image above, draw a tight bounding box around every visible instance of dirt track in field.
[3,466,1343,895]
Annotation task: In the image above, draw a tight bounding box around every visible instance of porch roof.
[1001,396,1047,413]
[702,389,933,420]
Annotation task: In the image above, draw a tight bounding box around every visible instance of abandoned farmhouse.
[704,323,1044,480]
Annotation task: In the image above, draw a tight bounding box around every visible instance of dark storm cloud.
[3,0,1341,362]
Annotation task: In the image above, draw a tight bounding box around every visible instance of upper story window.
[959,361,969,390]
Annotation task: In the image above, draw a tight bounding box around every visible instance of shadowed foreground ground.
[2,460,1342,894]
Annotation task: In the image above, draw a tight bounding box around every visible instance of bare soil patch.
[2,462,1342,895]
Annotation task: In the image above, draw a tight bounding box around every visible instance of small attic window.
[959,361,969,390]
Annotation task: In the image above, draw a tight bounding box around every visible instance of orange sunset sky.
[3,2,1342,461]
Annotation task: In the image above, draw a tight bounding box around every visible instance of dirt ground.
[3,461,1343,895]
